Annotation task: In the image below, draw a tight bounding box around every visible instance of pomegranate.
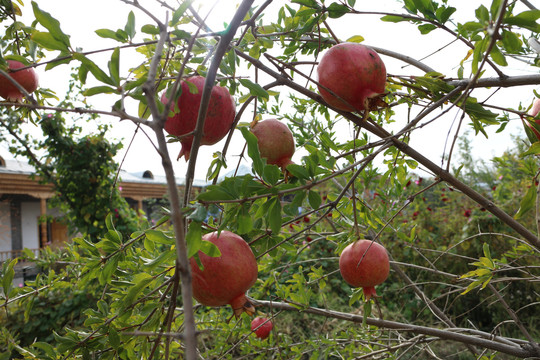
[339,239,390,300]
[250,119,295,169]
[251,317,273,340]
[161,76,236,160]
[0,60,39,102]
[189,230,258,317]
[526,98,540,141]
[317,43,386,112]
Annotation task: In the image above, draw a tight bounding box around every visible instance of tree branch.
[251,299,540,358]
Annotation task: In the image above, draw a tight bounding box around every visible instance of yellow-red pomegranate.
[0,60,39,102]
[161,76,236,160]
[190,230,258,317]
[250,119,295,169]
[339,239,390,300]
[317,43,386,112]
[251,316,273,339]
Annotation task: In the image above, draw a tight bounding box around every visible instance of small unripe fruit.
[0,60,39,102]
[251,317,273,339]
[250,118,295,169]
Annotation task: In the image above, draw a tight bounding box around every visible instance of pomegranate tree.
[189,230,258,317]
[317,43,386,112]
[339,239,390,300]
[251,316,273,339]
[250,118,295,169]
[526,98,540,141]
[0,60,39,102]
[161,76,236,160]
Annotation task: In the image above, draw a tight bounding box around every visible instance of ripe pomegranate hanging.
[317,43,386,112]
[251,316,273,340]
[161,76,236,160]
[526,98,540,141]
[0,60,39,102]
[250,118,295,169]
[189,230,258,317]
[339,239,390,300]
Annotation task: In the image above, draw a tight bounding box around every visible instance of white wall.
[21,202,40,250]
[0,201,11,252]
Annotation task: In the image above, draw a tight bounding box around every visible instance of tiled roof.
[0,156,208,188]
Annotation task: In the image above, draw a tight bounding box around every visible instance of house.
[0,155,207,262]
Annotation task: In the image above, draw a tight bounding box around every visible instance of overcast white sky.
[2,0,535,181]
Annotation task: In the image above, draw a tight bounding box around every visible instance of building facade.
[0,155,205,261]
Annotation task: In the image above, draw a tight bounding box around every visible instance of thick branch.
[140,16,198,360]
[251,299,540,358]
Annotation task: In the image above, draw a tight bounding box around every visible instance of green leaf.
[291,0,320,9]
[73,53,115,86]
[500,30,522,54]
[327,2,349,18]
[108,47,120,85]
[308,190,322,210]
[489,44,507,66]
[286,164,310,180]
[363,299,372,326]
[475,5,490,23]
[146,229,174,245]
[482,243,492,262]
[418,24,437,34]
[31,1,71,49]
[2,259,16,296]
[31,31,69,52]
[125,11,136,39]
[121,273,153,310]
[200,240,221,257]
[521,141,540,157]
[238,78,269,100]
[186,221,203,258]
[514,182,536,219]
[380,15,407,23]
[108,327,121,350]
[268,197,282,234]
[31,342,56,359]
[83,86,117,96]
[99,255,119,285]
[141,24,159,35]
[172,0,194,25]
[240,126,265,176]
[95,28,126,42]
[345,35,364,43]
[237,205,253,235]
[436,6,456,23]
[504,10,540,32]
[263,164,281,185]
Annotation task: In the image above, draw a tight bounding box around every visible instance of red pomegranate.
[251,316,273,339]
[0,60,39,102]
[189,230,258,317]
[317,43,386,112]
[250,119,295,169]
[161,76,236,160]
[339,239,390,300]
[526,98,540,141]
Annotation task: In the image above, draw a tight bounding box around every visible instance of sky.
[2,0,536,181]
